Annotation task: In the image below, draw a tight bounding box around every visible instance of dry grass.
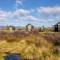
[0,31,60,60]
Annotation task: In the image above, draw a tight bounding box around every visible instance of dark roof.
[6,25,15,30]
[26,24,34,28]
[7,25,15,28]
[27,24,32,26]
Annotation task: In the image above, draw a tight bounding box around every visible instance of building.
[7,26,16,32]
[26,24,34,32]
[54,22,60,32]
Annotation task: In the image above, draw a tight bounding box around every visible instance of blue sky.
[0,0,60,27]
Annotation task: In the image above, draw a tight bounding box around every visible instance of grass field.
[0,31,60,60]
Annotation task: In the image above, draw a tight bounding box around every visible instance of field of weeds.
[0,31,60,60]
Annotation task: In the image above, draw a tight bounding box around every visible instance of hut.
[7,26,16,32]
[26,24,34,32]
[54,22,60,32]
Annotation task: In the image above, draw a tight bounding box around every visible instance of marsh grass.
[0,32,60,60]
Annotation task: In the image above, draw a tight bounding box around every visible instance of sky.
[0,0,60,27]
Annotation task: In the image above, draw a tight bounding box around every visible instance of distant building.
[26,24,34,32]
[39,26,45,32]
[54,22,60,32]
[7,26,16,32]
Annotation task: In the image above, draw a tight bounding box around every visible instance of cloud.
[16,0,22,4]
[16,0,23,8]
[0,8,38,22]
[26,16,38,21]
[15,9,39,22]
[0,7,60,27]
[12,9,30,20]
[36,6,60,24]
[37,6,60,15]
[0,9,11,21]
[14,9,30,17]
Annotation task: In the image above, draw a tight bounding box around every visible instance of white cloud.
[36,6,60,24]
[0,8,38,22]
[1,7,60,27]
[0,9,11,20]
[26,16,38,21]
[14,9,30,16]
[16,0,23,8]
[12,9,30,21]
[16,0,22,4]
[37,6,60,15]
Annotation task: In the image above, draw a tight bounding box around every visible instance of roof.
[26,24,32,26]
[7,25,15,29]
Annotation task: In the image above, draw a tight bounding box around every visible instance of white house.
[7,26,16,32]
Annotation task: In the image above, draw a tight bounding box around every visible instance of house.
[54,22,60,32]
[26,24,34,32]
[7,26,16,32]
